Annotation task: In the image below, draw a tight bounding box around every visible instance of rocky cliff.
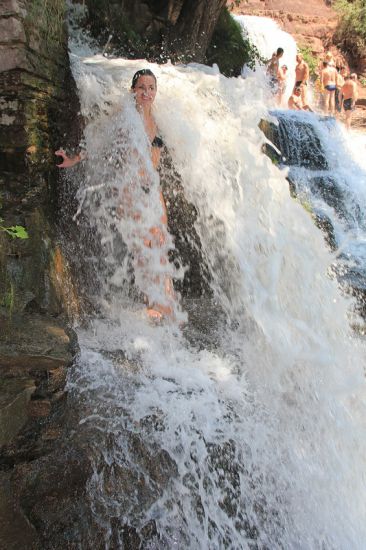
[0,3,81,546]
[85,0,226,62]
[0,0,81,318]
[231,0,366,128]
[231,0,338,56]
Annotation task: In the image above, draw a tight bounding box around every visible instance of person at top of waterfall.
[55,69,176,322]
[325,51,336,67]
[341,74,358,130]
[335,65,346,114]
[266,48,284,91]
[320,61,337,114]
[294,53,310,108]
[288,87,313,112]
[317,51,336,83]
[276,64,288,105]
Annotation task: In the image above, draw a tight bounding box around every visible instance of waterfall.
[234,15,297,99]
[62,19,366,549]
[266,109,366,316]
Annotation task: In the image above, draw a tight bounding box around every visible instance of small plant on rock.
[0,195,28,240]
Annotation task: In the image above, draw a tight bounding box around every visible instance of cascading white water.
[234,15,297,100]
[64,13,366,549]
[271,109,366,304]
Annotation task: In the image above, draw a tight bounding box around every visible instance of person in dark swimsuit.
[294,53,309,107]
[320,61,337,114]
[341,74,358,129]
[343,98,354,110]
[56,69,177,321]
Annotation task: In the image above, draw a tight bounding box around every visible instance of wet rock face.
[0,0,82,317]
[84,0,226,62]
[260,113,366,321]
[276,117,329,170]
[259,115,329,170]
[0,313,79,549]
[0,313,75,451]
[0,315,181,549]
[159,150,213,299]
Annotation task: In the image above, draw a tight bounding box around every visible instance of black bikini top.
[151,135,164,148]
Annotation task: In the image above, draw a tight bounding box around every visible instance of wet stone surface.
[0,378,35,446]
[0,312,78,549]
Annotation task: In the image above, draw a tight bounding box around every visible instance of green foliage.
[25,0,65,45]
[1,283,14,314]
[85,0,146,57]
[0,221,29,240]
[300,198,313,214]
[206,8,264,77]
[334,0,366,56]
[228,0,242,9]
[298,45,318,79]
[335,0,366,42]
[0,195,28,240]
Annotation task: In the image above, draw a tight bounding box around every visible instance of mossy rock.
[206,8,263,77]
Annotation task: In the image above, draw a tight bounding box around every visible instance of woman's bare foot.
[146,302,174,323]
[146,308,164,322]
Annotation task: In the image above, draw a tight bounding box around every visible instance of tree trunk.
[85,0,226,63]
[166,0,226,62]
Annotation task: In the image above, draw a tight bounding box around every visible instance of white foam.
[234,15,297,102]
[65,30,366,549]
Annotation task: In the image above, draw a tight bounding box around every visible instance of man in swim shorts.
[320,61,337,115]
[341,74,358,129]
[294,53,310,107]
[288,87,313,112]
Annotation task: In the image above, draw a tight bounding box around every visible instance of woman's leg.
[146,190,176,320]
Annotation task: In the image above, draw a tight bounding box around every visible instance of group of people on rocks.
[267,48,359,129]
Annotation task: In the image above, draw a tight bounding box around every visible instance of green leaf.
[2,225,29,239]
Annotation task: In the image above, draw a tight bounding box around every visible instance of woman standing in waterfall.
[55,69,176,322]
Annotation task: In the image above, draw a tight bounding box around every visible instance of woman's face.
[133,75,157,109]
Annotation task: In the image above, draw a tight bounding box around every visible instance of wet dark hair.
[277,47,284,56]
[131,69,157,89]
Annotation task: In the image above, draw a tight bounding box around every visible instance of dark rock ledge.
[0,312,79,550]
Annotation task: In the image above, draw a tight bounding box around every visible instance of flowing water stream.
[61,11,366,549]
[269,110,366,312]
[234,15,297,101]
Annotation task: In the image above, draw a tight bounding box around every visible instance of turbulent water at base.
[63,13,366,550]
[271,111,366,305]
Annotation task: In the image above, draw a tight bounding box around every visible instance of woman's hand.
[55,149,81,168]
